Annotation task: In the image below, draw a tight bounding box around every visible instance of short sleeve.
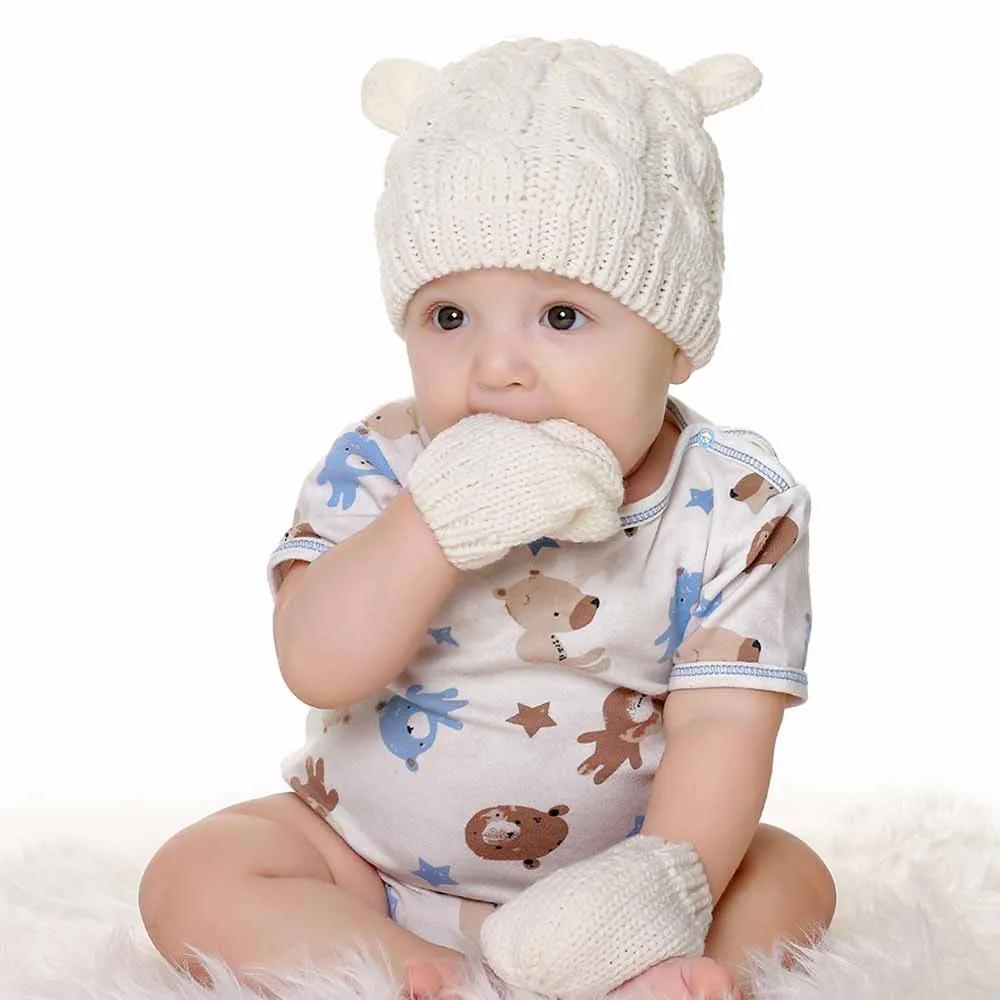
[265,399,424,600]
[666,483,812,706]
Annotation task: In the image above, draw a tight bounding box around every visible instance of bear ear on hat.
[673,53,762,118]
[361,57,439,135]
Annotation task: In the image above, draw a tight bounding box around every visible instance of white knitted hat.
[361,37,761,369]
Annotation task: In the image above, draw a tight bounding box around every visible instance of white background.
[1,1,997,841]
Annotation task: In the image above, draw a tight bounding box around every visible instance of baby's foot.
[405,954,740,1000]
[402,957,464,999]
[615,955,742,1000]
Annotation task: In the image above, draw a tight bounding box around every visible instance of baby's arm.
[273,489,461,709]
[643,686,788,902]
[478,687,787,995]
[274,413,623,709]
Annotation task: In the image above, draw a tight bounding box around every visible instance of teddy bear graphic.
[729,472,780,515]
[282,518,321,542]
[577,688,662,784]
[674,626,762,664]
[744,514,800,573]
[288,756,340,818]
[495,569,610,673]
[359,399,421,439]
[465,804,570,869]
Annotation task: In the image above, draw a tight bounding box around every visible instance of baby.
[138,37,837,1000]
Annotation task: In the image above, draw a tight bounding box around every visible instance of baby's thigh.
[223,792,389,909]
[138,792,389,936]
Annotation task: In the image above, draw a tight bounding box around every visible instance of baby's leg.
[702,823,836,995]
[617,824,835,1000]
[138,792,462,997]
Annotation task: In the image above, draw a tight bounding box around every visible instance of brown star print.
[506,702,557,738]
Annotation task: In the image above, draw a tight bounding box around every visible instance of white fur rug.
[2,788,999,1000]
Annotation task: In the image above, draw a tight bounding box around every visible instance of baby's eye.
[542,305,589,332]
[431,305,466,331]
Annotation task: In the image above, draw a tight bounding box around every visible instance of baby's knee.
[138,809,291,966]
[766,825,837,923]
[808,849,837,925]
[138,818,222,965]
[746,824,837,926]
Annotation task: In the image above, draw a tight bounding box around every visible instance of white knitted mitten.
[407,414,624,570]
[479,836,713,996]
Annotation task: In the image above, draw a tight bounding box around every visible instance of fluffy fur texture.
[2,787,999,999]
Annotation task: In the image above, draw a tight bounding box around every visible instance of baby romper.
[266,394,813,953]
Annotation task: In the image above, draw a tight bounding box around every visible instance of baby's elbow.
[276,644,355,711]
[277,652,318,708]
[272,567,344,708]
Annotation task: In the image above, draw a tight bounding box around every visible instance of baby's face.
[402,268,692,478]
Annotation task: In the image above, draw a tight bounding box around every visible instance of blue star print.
[427,626,459,647]
[627,815,645,838]
[412,858,458,887]
[527,537,560,556]
[686,487,714,514]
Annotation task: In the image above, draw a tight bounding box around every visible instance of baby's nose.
[472,330,537,391]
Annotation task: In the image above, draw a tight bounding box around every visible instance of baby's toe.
[618,955,737,1000]
[403,960,439,998]
[683,956,738,999]
[403,958,463,998]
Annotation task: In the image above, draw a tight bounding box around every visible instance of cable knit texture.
[406,414,624,570]
[361,39,762,370]
[478,836,714,996]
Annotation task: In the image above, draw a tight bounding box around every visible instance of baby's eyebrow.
[530,277,611,305]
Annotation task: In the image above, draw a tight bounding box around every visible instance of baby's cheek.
[593,425,639,472]
[560,413,632,470]
[408,388,445,435]
[416,404,463,441]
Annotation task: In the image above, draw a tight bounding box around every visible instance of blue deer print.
[317,431,399,510]
[654,568,721,663]
[378,684,469,772]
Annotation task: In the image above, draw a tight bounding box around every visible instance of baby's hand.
[407,414,624,570]
[479,836,713,996]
